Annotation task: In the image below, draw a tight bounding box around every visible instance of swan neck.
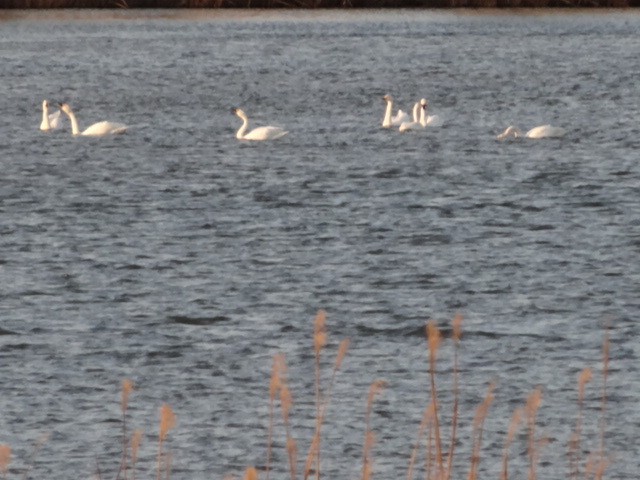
[64,108,81,135]
[236,115,249,139]
[382,99,392,127]
[412,103,420,123]
[41,105,50,130]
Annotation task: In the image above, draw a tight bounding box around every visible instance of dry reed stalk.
[164,451,171,480]
[156,404,176,480]
[425,414,433,480]
[130,429,143,480]
[425,320,444,478]
[313,309,327,480]
[598,328,609,464]
[361,380,386,480]
[499,408,523,480]
[266,353,287,480]
[524,387,542,480]
[303,432,320,480]
[19,432,48,480]
[444,313,463,480]
[118,379,134,480]
[303,311,349,480]
[568,368,592,479]
[279,382,297,480]
[406,402,435,480]
[0,445,10,480]
[466,382,495,480]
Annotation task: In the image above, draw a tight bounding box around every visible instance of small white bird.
[497,125,566,139]
[233,108,288,141]
[59,103,127,136]
[40,100,62,131]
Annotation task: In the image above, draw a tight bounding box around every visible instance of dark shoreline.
[1,0,636,9]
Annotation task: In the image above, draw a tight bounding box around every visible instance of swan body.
[399,102,423,132]
[419,98,443,127]
[233,108,288,141]
[382,94,410,128]
[59,103,127,136]
[40,100,61,131]
[497,125,566,139]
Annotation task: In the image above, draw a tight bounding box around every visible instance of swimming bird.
[40,100,62,131]
[497,125,566,139]
[59,103,127,136]
[399,102,423,132]
[419,98,443,127]
[382,94,411,128]
[233,108,288,141]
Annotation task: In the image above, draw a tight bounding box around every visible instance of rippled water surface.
[1,9,639,480]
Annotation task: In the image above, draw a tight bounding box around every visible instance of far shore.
[1,0,637,11]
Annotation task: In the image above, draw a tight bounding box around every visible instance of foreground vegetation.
[0,0,635,8]
[0,311,611,480]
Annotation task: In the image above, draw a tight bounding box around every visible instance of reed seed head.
[122,379,134,411]
[426,320,441,357]
[131,429,143,463]
[243,466,258,480]
[159,404,176,441]
[314,309,327,354]
[333,338,350,371]
[0,444,10,475]
[452,313,463,342]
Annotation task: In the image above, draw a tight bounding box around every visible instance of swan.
[382,94,410,128]
[419,98,444,127]
[497,125,566,139]
[398,102,423,132]
[40,100,62,131]
[59,103,128,136]
[233,108,288,141]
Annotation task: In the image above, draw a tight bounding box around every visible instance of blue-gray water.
[1,9,638,480]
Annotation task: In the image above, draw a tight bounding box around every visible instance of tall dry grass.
[0,311,613,480]
[157,404,176,480]
[0,445,10,480]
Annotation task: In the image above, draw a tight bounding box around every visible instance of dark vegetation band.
[0,0,634,8]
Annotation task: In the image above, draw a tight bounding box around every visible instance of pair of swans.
[382,94,443,130]
[496,125,566,139]
[233,108,288,141]
[40,100,127,136]
[398,98,444,131]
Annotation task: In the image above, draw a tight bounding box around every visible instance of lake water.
[0,8,638,480]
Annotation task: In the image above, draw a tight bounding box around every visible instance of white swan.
[40,100,62,131]
[382,94,410,128]
[398,102,422,132]
[59,103,128,136]
[233,108,288,141]
[419,98,443,127]
[497,125,566,139]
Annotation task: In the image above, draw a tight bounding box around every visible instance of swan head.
[497,126,522,139]
[420,98,427,106]
[59,103,72,114]
[42,100,49,108]
[383,94,392,103]
[233,108,248,120]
